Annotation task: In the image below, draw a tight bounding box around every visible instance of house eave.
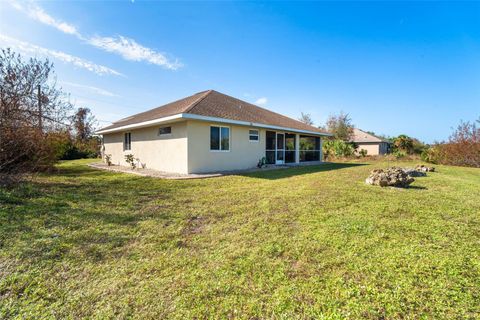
[96,113,333,137]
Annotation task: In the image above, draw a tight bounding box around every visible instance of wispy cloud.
[61,81,120,97]
[9,0,182,70]
[255,97,268,106]
[0,34,123,76]
[28,3,80,36]
[88,36,182,70]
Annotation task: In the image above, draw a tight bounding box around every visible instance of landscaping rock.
[404,168,427,177]
[366,167,415,188]
[416,164,435,172]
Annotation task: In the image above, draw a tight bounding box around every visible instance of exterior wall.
[356,142,389,156]
[103,119,325,174]
[186,120,265,173]
[102,121,189,174]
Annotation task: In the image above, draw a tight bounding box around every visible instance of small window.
[159,126,172,135]
[249,129,259,141]
[124,132,131,151]
[210,126,230,151]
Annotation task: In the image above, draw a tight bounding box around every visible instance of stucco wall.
[102,119,324,174]
[356,142,389,156]
[103,121,188,174]
[186,120,265,173]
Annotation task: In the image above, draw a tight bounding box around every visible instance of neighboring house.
[351,128,390,155]
[97,90,331,174]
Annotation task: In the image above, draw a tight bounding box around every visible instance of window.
[299,135,320,162]
[124,132,131,151]
[210,126,230,151]
[249,129,259,142]
[159,126,172,135]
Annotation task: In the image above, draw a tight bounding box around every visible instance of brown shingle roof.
[351,128,388,143]
[98,90,329,134]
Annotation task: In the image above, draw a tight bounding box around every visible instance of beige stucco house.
[351,128,390,156]
[97,90,331,174]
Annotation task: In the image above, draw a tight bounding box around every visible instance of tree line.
[0,49,99,185]
[298,111,479,167]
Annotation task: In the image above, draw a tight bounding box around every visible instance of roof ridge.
[189,90,325,133]
[183,90,213,113]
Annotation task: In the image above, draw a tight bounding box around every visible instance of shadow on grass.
[240,162,368,180]
[408,185,428,190]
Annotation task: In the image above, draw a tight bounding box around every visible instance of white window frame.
[210,125,231,152]
[158,126,172,136]
[249,129,259,142]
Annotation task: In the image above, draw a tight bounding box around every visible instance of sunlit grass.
[1,159,479,318]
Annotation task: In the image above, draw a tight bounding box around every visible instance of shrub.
[105,154,112,166]
[125,154,136,170]
[359,149,368,157]
[423,119,480,168]
[393,150,407,159]
[323,139,356,160]
[0,49,73,185]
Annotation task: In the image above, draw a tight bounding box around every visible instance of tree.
[298,112,314,126]
[72,107,97,142]
[65,107,100,159]
[0,48,72,184]
[393,135,414,154]
[325,111,354,141]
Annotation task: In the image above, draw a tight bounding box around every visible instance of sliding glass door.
[285,133,296,163]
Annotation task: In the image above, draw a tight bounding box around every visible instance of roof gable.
[351,128,387,143]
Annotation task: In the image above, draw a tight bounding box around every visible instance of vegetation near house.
[298,112,314,126]
[0,49,73,185]
[0,49,100,186]
[325,111,354,141]
[322,139,356,159]
[423,118,480,168]
[0,159,478,318]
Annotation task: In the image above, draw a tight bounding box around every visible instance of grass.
[0,159,479,319]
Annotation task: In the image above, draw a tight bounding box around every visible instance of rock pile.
[416,164,435,172]
[365,167,415,187]
[404,168,427,177]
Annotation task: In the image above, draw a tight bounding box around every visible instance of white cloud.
[61,81,119,97]
[9,1,80,37]
[87,36,182,70]
[255,97,268,106]
[0,34,123,76]
[9,1,182,70]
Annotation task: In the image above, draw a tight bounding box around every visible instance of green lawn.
[1,159,479,319]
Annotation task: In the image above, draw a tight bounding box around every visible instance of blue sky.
[1,1,479,143]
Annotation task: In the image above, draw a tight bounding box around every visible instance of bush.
[105,154,112,166]
[423,119,480,168]
[0,49,73,185]
[125,154,136,170]
[323,139,356,160]
[359,149,368,157]
[393,150,407,159]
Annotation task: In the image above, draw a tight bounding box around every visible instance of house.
[351,128,390,155]
[97,90,331,174]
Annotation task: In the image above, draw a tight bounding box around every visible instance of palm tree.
[394,135,414,154]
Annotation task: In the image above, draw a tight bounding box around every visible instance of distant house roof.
[97,90,331,135]
[351,128,389,143]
